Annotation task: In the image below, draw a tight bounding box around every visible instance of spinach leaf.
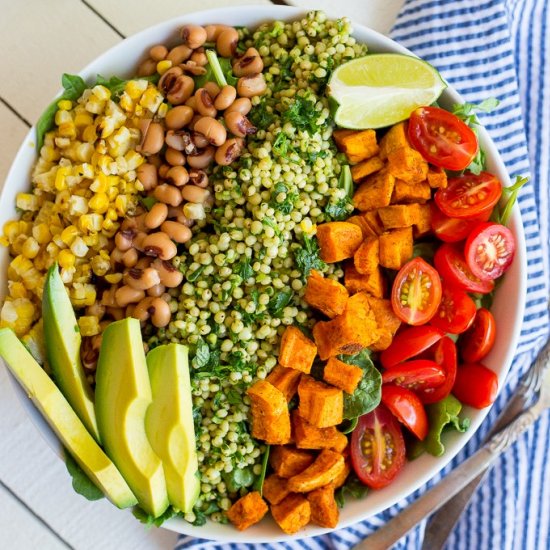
[268,289,293,317]
[334,472,368,508]
[133,505,178,528]
[412,241,437,264]
[65,451,104,501]
[339,416,359,434]
[471,291,494,310]
[253,445,271,495]
[424,394,470,457]
[36,73,87,150]
[294,235,326,279]
[339,350,382,420]
[223,467,255,493]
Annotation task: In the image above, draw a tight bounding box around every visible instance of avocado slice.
[42,265,100,441]
[95,318,169,518]
[145,344,200,513]
[0,328,137,509]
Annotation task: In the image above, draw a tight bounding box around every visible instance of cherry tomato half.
[382,384,428,440]
[453,362,498,408]
[430,202,490,243]
[435,172,502,219]
[351,405,406,489]
[460,308,497,363]
[382,360,446,391]
[408,106,478,171]
[430,286,477,334]
[434,243,495,294]
[380,326,445,369]
[391,257,442,326]
[464,222,516,281]
[417,336,458,404]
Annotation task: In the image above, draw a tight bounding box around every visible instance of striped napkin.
[176,0,550,548]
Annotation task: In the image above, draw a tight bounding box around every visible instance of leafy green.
[139,196,158,211]
[283,97,321,134]
[339,350,382,420]
[36,73,87,151]
[234,257,254,280]
[223,467,255,493]
[424,394,470,457]
[339,165,353,198]
[64,452,104,501]
[198,50,238,88]
[253,445,271,495]
[272,132,296,159]
[269,182,298,214]
[248,98,275,129]
[192,337,211,369]
[334,472,368,508]
[95,73,159,98]
[339,416,359,434]
[452,98,500,174]
[471,291,494,310]
[325,198,353,221]
[294,235,326,279]
[412,241,437,264]
[491,175,529,226]
[187,265,206,282]
[133,505,178,528]
[267,289,293,317]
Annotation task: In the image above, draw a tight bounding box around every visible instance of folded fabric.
[176,1,550,549]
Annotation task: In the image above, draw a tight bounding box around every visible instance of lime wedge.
[328,54,447,129]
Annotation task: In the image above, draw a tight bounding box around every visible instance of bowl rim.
[0,4,527,543]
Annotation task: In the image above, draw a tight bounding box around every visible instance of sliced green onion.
[205,50,227,87]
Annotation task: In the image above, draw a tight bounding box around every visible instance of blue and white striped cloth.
[176,0,550,548]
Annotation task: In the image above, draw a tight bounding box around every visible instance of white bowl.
[0,4,526,543]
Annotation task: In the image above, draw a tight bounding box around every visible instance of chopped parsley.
[283,97,321,134]
[294,234,326,278]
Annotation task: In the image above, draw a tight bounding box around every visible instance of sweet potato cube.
[304,270,349,319]
[323,357,364,394]
[278,326,317,374]
[312,292,378,359]
[332,129,355,148]
[387,147,429,184]
[270,445,315,478]
[379,227,413,270]
[297,375,344,428]
[316,222,363,263]
[365,295,401,351]
[337,129,379,163]
[247,381,291,445]
[331,459,351,489]
[370,329,393,352]
[292,412,348,453]
[427,166,448,189]
[351,156,385,182]
[363,210,385,235]
[354,236,379,275]
[353,170,395,212]
[271,494,311,535]
[412,203,432,237]
[391,178,432,204]
[266,365,302,402]
[227,491,268,531]
[344,264,386,298]
[346,215,374,237]
[378,204,419,229]
[263,474,291,505]
[379,122,410,160]
[287,449,346,493]
[307,485,339,528]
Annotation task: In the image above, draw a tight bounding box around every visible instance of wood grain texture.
[0,105,30,190]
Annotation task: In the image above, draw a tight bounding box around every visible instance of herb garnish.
[294,234,326,278]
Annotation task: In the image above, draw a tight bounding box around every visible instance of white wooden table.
[0,1,403,548]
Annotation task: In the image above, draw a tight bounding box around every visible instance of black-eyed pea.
[126,304,136,318]
[187,146,215,169]
[166,165,190,187]
[179,61,207,76]
[110,247,124,266]
[224,111,257,138]
[232,47,263,77]
[133,231,148,252]
[154,184,184,207]
[147,154,163,168]
[158,66,183,95]
[142,232,178,260]
[115,285,146,308]
[149,44,168,61]
[216,27,239,58]
[194,116,227,146]
[225,97,252,115]
[237,74,267,98]
[180,24,207,49]
[204,81,221,98]
[165,105,194,130]
[167,75,195,105]
[165,147,186,166]
[188,169,209,188]
[160,220,193,243]
[115,228,136,251]
[149,297,172,328]
[167,44,193,65]
[191,48,208,67]
[205,24,230,42]
[215,138,244,166]
[145,202,168,229]
[166,207,194,227]
[136,256,153,269]
[191,130,209,148]
[158,164,170,179]
[106,307,125,321]
[180,185,210,204]
[137,58,157,77]
[124,267,161,291]
[214,85,237,110]
[136,163,158,191]
[101,287,118,308]
[86,302,106,320]
[139,121,165,155]
[194,88,217,117]
[122,248,139,268]
[132,297,154,322]
[153,259,184,288]
[165,130,192,152]
[147,283,166,298]
[185,96,198,110]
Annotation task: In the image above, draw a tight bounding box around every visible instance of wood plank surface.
[0,104,30,186]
